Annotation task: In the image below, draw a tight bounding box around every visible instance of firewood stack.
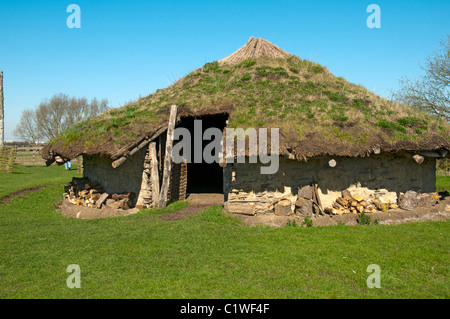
[325,189,439,215]
[325,189,398,215]
[63,177,136,210]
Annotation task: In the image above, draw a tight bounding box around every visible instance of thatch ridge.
[219,37,291,65]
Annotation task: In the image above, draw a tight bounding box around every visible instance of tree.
[13,109,41,144]
[35,94,67,140]
[393,35,449,121]
[14,93,109,142]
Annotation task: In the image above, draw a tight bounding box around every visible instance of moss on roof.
[42,41,450,162]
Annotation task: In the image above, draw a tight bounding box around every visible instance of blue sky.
[0,0,449,141]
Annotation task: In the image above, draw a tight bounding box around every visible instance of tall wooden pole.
[158,104,177,209]
[149,142,160,207]
[0,71,4,145]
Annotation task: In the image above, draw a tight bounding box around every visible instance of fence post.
[0,71,4,146]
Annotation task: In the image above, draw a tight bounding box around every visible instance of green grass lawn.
[0,165,449,298]
[436,175,450,192]
[0,164,78,199]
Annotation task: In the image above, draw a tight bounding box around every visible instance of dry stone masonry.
[223,154,440,217]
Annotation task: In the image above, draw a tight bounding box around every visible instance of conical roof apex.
[219,37,291,65]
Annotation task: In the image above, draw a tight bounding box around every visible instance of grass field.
[437,174,450,192]
[0,164,78,199]
[0,165,449,298]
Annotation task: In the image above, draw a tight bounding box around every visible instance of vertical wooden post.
[149,142,160,207]
[158,105,177,208]
[0,71,4,146]
[158,135,162,173]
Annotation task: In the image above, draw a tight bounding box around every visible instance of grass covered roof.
[42,37,450,163]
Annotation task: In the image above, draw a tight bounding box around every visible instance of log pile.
[226,184,323,217]
[325,189,397,215]
[295,184,324,217]
[226,186,296,215]
[325,189,439,215]
[225,183,441,217]
[63,177,136,210]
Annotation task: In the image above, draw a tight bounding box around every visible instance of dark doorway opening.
[176,113,228,194]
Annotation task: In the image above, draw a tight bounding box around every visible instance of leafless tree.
[15,93,109,142]
[13,109,41,144]
[393,35,449,121]
[35,94,67,140]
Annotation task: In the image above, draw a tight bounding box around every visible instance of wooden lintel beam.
[111,126,168,169]
[418,151,442,158]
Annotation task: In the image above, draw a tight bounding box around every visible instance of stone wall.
[84,145,188,208]
[135,146,155,208]
[84,151,436,214]
[224,153,436,214]
[83,149,146,196]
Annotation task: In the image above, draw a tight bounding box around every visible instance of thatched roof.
[219,37,291,65]
[41,37,450,165]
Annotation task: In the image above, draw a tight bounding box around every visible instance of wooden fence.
[14,146,47,166]
[13,146,83,172]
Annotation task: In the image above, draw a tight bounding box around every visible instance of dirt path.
[160,193,224,221]
[59,193,224,220]
[59,200,141,219]
[0,186,44,204]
